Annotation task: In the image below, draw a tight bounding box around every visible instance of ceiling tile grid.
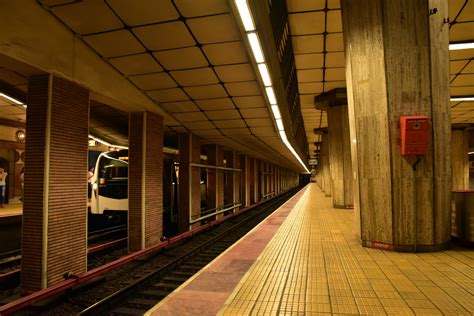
[287,0,474,159]
[38,0,299,168]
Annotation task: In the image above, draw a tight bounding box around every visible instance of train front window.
[99,155,128,180]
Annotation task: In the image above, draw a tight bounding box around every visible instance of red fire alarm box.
[400,116,430,156]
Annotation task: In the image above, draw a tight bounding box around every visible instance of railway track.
[75,189,299,315]
[0,224,128,292]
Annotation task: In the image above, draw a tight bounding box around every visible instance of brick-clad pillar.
[276,166,280,194]
[249,158,255,204]
[239,155,250,207]
[224,151,238,212]
[22,74,89,292]
[270,164,274,197]
[178,133,201,233]
[128,112,163,252]
[207,144,224,219]
[256,159,262,202]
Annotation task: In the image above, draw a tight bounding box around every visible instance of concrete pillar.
[239,154,250,207]
[342,0,451,251]
[178,133,201,233]
[321,134,331,197]
[207,144,224,219]
[128,111,163,251]
[22,74,89,292]
[451,129,469,189]
[316,92,354,208]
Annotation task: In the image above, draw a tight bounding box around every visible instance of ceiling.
[287,0,474,159]
[0,0,471,166]
[35,0,302,170]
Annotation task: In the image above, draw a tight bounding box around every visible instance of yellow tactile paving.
[219,184,474,315]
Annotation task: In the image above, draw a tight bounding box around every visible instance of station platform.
[0,203,22,217]
[146,184,474,315]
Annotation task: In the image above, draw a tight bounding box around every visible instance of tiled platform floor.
[148,184,474,315]
[220,184,474,315]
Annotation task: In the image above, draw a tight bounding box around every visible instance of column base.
[361,239,451,252]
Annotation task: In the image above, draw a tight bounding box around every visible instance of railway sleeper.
[140,289,170,298]
[169,270,194,277]
[111,306,146,315]
[161,275,188,283]
[152,282,180,290]
[126,298,157,307]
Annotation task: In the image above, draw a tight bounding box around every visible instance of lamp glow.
[89,135,128,150]
[265,87,277,104]
[247,32,264,63]
[276,118,284,131]
[449,42,474,50]
[258,63,272,86]
[450,96,474,102]
[271,105,281,119]
[235,0,255,31]
[0,93,23,105]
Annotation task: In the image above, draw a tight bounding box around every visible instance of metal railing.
[189,163,242,227]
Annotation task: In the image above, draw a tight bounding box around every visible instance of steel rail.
[0,186,298,315]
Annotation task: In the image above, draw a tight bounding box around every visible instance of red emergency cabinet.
[400,116,430,156]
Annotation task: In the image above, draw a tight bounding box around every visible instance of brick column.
[128,111,163,252]
[256,159,262,202]
[249,158,255,204]
[224,151,239,212]
[178,133,201,233]
[239,154,250,207]
[207,144,224,219]
[270,164,275,197]
[22,75,89,292]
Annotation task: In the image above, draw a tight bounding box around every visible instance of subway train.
[89,149,207,236]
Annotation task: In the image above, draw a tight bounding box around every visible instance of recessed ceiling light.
[450,96,474,102]
[258,63,272,86]
[271,105,281,119]
[449,42,474,50]
[265,87,276,105]
[235,0,255,31]
[276,118,284,131]
[0,93,23,105]
[247,32,264,63]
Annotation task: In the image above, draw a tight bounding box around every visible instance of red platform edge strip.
[0,187,299,315]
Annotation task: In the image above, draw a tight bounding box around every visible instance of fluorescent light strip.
[450,96,474,102]
[235,5,309,173]
[279,130,309,173]
[271,105,281,119]
[257,63,272,86]
[449,42,474,50]
[0,93,24,105]
[276,118,284,131]
[247,32,265,63]
[235,0,255,31]
[89,135,128,150]
[265,87,277,105]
